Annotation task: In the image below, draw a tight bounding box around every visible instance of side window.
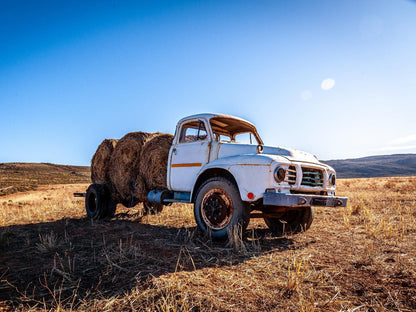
[179,121,208,143]
[234,132,257,145]
[216,134,231,143]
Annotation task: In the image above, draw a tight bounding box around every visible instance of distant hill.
[0,163,90,196]
[323,154,416,178]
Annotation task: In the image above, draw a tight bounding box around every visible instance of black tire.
[143,201,164,215]
[194,177,250,239]
[264,206,314,236]
[85,184,115,219]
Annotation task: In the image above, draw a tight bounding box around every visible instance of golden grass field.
[0,177,415,311]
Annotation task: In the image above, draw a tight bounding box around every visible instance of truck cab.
[149,113,347,239]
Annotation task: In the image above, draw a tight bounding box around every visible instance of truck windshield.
[210,117,261,145]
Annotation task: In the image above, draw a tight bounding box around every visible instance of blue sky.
[1,0,415,165]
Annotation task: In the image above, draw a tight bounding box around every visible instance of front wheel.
[194,177,250,239]
[264,206,314,236]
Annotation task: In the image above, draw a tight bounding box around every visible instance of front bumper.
[263,192,348,208]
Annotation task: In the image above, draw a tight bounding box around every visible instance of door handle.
[172,147,177,155]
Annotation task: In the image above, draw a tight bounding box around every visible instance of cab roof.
[178,113,255,127]
[177,113,263,145]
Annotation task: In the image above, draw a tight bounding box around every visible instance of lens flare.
[321,78,335,90]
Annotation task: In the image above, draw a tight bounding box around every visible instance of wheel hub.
[201,188,233,230]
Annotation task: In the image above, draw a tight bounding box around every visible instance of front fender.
[228,163,273,201]
[192,154,291,202]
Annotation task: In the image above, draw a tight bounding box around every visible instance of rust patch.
[171,163,202,168]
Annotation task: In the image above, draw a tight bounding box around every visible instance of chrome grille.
[301,167,323,187]
[285,165,297,185]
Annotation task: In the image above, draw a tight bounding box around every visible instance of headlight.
[274,166,286,183]
[329,173,336,186]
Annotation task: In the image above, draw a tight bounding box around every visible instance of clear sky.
[1,0,415,165]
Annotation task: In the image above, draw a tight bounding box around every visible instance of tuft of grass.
[226,224,247,253]
[36,232,59,253]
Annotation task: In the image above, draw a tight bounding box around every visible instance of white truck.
[83,113,347,239]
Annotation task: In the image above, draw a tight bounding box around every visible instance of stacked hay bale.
[136,133,174,199]
[90,132,173,209]
[108,132,154,205]
[90,139,118,184]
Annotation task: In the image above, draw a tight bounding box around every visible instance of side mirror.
[256,144,263,154]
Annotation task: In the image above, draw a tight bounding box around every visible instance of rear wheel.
[264,206,314,236]
[85,184,115,219]
[194,177,250,239]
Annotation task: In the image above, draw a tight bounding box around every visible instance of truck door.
[169,119,210,192]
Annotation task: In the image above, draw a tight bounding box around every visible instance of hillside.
[0,163,90,196]
[323,153,416,178]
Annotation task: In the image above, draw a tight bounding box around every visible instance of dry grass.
[1,177,415,311]
[0,184,89,226]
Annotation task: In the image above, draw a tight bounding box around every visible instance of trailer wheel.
[85,184,113,219]
[264,206,314,236]
[194,177,250,240]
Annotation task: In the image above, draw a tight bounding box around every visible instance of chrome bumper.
[263,192,348,208]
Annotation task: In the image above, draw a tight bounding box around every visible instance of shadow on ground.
[0,213,297,309]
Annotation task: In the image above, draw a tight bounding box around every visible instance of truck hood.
[216,143,321,165]
[262,146,320,164]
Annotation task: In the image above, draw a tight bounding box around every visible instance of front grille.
[285,165,297,185]
[301,167,323,187]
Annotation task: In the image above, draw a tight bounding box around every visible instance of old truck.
[83,113,347,239]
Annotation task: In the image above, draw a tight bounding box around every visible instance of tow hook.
[298,197,307,205]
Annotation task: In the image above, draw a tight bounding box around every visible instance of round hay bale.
[131,175,149,203]
[91,139,118,184]
[108,131,154,204]
[136,133,174,200]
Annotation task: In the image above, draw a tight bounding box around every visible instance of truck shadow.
[0,214,296,309]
